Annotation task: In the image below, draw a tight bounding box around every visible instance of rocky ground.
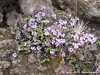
[0,0,100,75]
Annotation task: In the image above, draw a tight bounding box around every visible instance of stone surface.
[86,44,98,51]
[0,12,3,23]
[6,10,23,34]
[52,0,100,23]
[0,61,10,69]
[20,0,53,16]
[28,53,37,63]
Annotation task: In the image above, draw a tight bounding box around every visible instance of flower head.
[37,46,42,51]
[40,5,46,10]
[68,47,74,52]
[61,51,65,57]
[51,13,56,19]
[12,53,17,58]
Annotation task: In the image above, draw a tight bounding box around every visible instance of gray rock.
[0,61,10,69]
[52,0,100,23]
[0,12,3,23]
[0,70,3,75]
[37,66,47,72]
[6,10,22,34]
[0,39,13,48]
[96,53,100,62]
[96,63,100,74]
[74,51,84,61]
[54,62,71,75]
[28,53,36,63]
[86,45,98,51]
[20,0,53,16]
[84,50,95,62]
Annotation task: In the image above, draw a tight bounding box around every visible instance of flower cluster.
[14,6,97,60]
[68,31,97,52]
[15,6,68,58]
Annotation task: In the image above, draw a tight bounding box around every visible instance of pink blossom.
[68,47,74,52]
[12,53,17,58]
[41,12,46,16]
[56,39,66,44]
[37,46,42,51]
[42,20,49,23]
[18,47,21,51]
[51,29,57,35]
[40,5,46,10]
[72,34,79,42]
[31,47,36,50]
[52,39,56,44]
[55,42,59,47]
[47,27,52,31]
[23,24,27,29]
[50,49,55,55]
[31,31,38,37]
[51,13,56,19]
[45,41,50,46]
[66,10,71,18]
[44,29,49,36]
[73,43,79,49]
[61,51,65,57]
[78,41,84,47]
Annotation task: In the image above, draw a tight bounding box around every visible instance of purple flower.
[78,41,84,47]
[31,24,37,28]
[56,39,66,44]
[56,31,61,37]
[41,12,46,16]
[89,37,97,44]
[59,19,64,25]
[73,43,79,49]
[36,17,41,22]
[42,20,49,23]
[72,34,79,42]
[44,29,49,36]
[68,47,74,52]
[80,36,85,41]
[63,20,67,25]
[70,17,79,26]
[70,20,76,26]
[23,24,27,29]
[55,42,59,47]
[31,47,36,50]
[37,46,42,51]
[51,13,56,19]
[50,49,55,55]
[16,33,21,39]
[84,33,97,44]
[12,53,17,58]
[66,10,71,18]
[45,41,50,46]
[31,31,38,37]
[47,27,52,31]
[29,18,35,22]
[52,39,56,44]
[35,12,41,18]
[61,51,65,57]
[40,5,46,10]
[18,47,21,51]
[51,29,57,35]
